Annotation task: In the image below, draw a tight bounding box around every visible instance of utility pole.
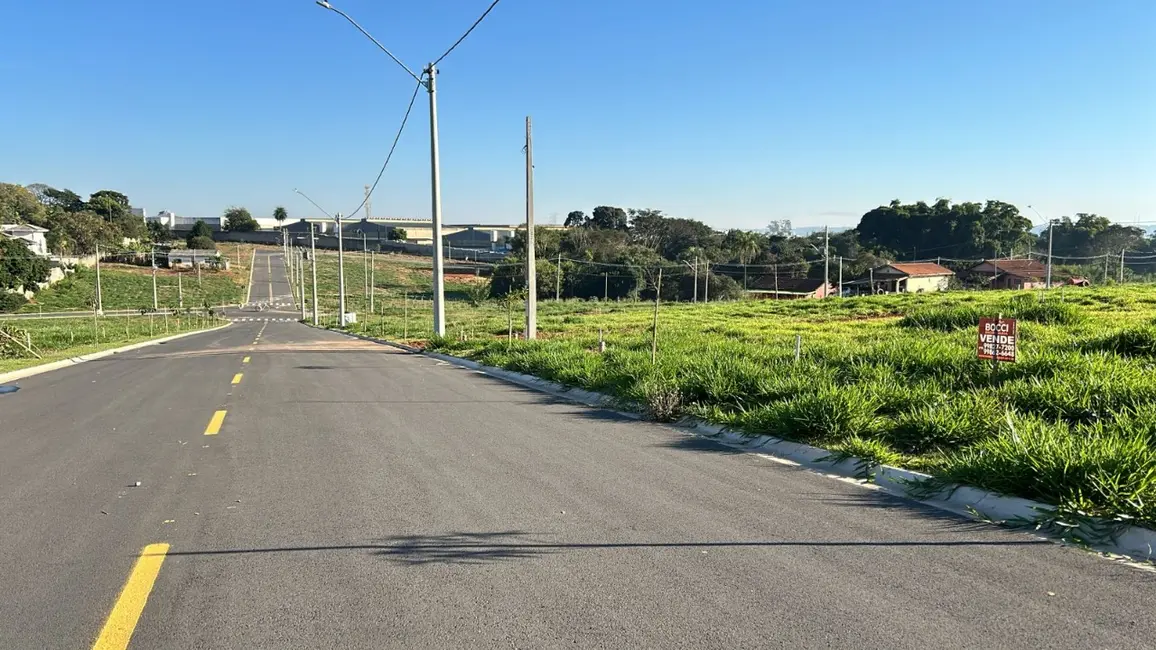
[310,225,319,326]
[556,251,562,301]
[426,63,446,337]
[524,115,537,338]
[1120,248,1126,284]
[369,250,375,314]
[365,184,372,220]
[151,247,158,311]
[692,257,699,302]
[336,212,347,322]
[823,226,830,299]
[838,256,843,298]
[178,272,183,309]
[603,272,608,301]
[362,231,369,307]
[703,261,709,302]
[95,242,103,314]
[299,250,307,321]
[1046,218,1055,289]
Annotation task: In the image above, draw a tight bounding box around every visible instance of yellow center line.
[92,543,170,650]
[231,373,243,385]
[204,410,227,436]
[242,356,250,363]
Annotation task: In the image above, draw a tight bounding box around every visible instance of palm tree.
[273,206,288,230]
[731,231,761,289]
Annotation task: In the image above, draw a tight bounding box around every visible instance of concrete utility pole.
[94,242,104,314]
[314,1,450,335]
[556,251,562,301]
[362,231,369,306]
[703,261,710,302]
[427,63,446,336]
[524,116,537,339]
[1120,249,1126,284]
[823,226,830,298]
[692,257,699,302]
[364,184,372,220]
[336,212,347,322]
[310,225,319,326]
[838,256,843,298]
[1046,218,1056,289]
[369,250,375,314]
[151,247,158,311]
[299,250,307,320]
[178,273,183,309]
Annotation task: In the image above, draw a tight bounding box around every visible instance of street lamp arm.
[293,188,333,219]
[315,1,425,86]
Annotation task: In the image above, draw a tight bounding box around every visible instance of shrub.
[898,306,983,331]
[0,292,28,313]
[776,384,881,442]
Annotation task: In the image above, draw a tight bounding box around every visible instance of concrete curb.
[311,326,1156,563]
[0,322,233,384]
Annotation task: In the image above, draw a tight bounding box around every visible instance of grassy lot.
[20,243,255,313]
[304,249,1156,530]
[0,314,226,373]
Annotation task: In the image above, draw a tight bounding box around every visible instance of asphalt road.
[2,251,1154,649]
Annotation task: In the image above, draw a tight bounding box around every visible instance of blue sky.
[2,0,1153,229]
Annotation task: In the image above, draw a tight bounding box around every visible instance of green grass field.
[301,249,1156,530]
[20,244,254,313]
[0,313,225,373]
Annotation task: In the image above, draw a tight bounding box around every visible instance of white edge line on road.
[0,323,233,384]
[244,247,257,305]
[307,323,1156,567]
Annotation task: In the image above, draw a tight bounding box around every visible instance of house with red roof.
[969,259,1047,290]
[860,262,955,294]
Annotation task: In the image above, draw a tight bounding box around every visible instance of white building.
[0,223,50,257]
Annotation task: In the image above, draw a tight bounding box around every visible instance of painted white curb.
[0,322,233,384]
[314,327,1156,563]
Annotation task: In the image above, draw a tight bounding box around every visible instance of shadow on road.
[156,529,1048,566]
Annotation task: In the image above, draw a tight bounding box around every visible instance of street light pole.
[336,213,347,323]
[95,242,104,315]
[151,246,158,311]
[524,115,537,338]
[427,63,446,336]
[823,225,830,298]
[310,225,319,326]
[1047,218,1056,289]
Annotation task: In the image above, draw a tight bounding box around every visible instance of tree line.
[491,200,1156,300]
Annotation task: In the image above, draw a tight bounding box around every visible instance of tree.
[590,205,628,230]
[187,235,217,250]
[0,183,48,227]
[41,187,85,213]
[724,229,763,265]
[389,227,407,241]
[186,220,214,248]
[564,211,587,228]
[45,210,118,255]
[147,220,173,242]
[766,220,793,237]
[87,190,130,222]
[0,237,51,293]
[273,206,288,229]
[223,207,258,232]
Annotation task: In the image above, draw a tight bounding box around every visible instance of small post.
[794,334,802,362]
[650,268,662,364]
[178,273,183,309]
[507,297,513,344]
[598,328,606,353]
[603,272,609,301]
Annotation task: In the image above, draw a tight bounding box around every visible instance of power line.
[434,0,502,65]
[344,78,424,221]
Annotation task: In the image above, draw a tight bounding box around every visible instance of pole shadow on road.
[156,529,1047,566]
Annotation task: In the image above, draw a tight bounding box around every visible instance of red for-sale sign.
[977,317,1017,362]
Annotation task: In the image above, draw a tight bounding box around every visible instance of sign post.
[978,315,1017,369]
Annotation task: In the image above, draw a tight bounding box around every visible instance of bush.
[0,292,28,313]
[899,305,983,331]
[187,235,216,250]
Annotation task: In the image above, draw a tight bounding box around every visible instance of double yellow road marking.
[92,544,169,650]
